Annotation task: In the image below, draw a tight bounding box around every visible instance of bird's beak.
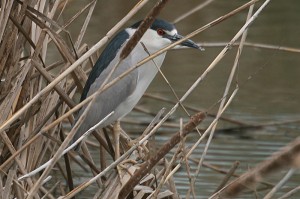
[166,34,204,50]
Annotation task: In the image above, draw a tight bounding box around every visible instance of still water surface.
[57,1,300,198]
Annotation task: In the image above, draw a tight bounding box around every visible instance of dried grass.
[0,0,299,199]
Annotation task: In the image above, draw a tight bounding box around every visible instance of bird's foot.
[117,159,141,185]
[128,139,149,161]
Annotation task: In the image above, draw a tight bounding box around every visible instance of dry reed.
[0,0,299,199]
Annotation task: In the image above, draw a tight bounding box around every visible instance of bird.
[72,19,201,156]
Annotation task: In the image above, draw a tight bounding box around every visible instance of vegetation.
[0,0,299,198]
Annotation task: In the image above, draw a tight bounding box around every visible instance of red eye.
[157,28,165,36]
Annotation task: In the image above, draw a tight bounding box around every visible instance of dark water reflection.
[58,1,300,198]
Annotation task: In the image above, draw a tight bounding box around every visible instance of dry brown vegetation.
[0,0,299,199]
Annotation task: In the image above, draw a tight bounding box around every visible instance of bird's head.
[129,19,202,52]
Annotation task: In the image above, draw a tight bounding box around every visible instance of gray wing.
[73,55,138,142]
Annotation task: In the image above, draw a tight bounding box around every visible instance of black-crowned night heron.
[72,19,200,156]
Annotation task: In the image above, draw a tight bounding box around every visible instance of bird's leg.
[113,120,121,160]
[113,121,130,181]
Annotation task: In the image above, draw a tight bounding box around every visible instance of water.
[57,1,300,198]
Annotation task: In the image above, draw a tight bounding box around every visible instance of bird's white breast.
[114,40,167,119]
